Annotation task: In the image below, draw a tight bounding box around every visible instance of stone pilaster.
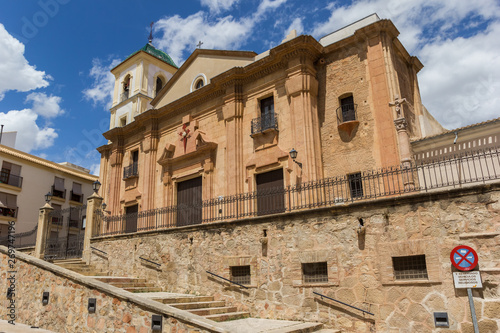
[141,120,159,211]
[34,203,53,259]
[285,57,323,183]
[108,138,124,215]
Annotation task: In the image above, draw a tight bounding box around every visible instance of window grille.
[392,255,428,280]
[348,172,363,198]
[230,265,251,285]
[302,262,328,283]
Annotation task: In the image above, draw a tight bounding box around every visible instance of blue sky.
[0,0,499,175]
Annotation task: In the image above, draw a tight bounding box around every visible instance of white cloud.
[155,0,288,65]
[200,0,240,13]
[25,92,64,118]
[311,0,500,129]
[83,58,121,109]
[285,17,304,37]
[89,163,100,176]
[0,109,58,152]
[0,24,49,100]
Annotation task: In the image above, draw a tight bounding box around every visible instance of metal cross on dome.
[197,41,203,49]
[149,22,154,43]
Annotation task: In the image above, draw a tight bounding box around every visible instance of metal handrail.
[90,246,108,255]
[139,256,161,267]
[206,271,249,289]
[313,291,374,316]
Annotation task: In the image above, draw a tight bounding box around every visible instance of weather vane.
[149,22,154,44]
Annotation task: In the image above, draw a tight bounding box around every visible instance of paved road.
[0,320,56,332]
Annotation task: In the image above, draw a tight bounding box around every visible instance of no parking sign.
[450,245,479,271]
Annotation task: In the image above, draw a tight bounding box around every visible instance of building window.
[121,75,131,101]
[70,182,83,203]
[251,96,278,135]
[348,172,363,198]
[69,207,80,228]
[392,255,428,280]
[123,150,139,179]
[156,76,164,96]
[302,262,328,284]
[119,116,127,127]
[52,177,66,199]
[0,162,23,188]
[230,266,251,285]
[337,95,357,123]
[195,79,204,89]
[0,192,17,218]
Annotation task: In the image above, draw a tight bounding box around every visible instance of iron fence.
[93,148,500,237]
[0,225,38,248]
[0,171,23,188]
[123,162,138,179]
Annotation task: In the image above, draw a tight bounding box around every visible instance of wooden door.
[125,204,138,233]
[256,169,285,215]
[177,177,202,226]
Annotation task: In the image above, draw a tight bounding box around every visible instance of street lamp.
[92,180,101,194]
[289,148,302,168]
[45,192,52,203]
[102,202,107,211]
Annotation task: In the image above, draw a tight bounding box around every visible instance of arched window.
[195,79,204,89]
[122,75,131,101]
[156,76,164,96]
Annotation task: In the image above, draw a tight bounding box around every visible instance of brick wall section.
[91,183,500,332]
[0,249,228,333]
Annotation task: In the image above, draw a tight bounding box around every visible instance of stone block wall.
[0,249,226,333]
[90,183,500,332]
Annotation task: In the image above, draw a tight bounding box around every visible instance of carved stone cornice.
[394,117,408,132]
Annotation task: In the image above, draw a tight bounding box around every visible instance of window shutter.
[6,193,17,209]
[10,164,21,176]
[0,193,7,208]
[72,182,82,195]
[1,161,12,171]
[54,177,65,191]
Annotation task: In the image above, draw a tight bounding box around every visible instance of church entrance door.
[125,204,138,233]
[177,177,202,226]
[256,169,285,216]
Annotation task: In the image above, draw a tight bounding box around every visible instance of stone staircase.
[53,259,337,331]
[146,294,250,322]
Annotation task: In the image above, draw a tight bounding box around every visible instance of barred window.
[348,172,363,198]
[392,255,428,280]
[302,262,328,283]
[230,266,251,285]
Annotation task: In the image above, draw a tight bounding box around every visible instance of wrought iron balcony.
[51,185,66,200]
[123,162,139,179]
[0,206,17,218]
[0,171,23,188]
[251,112,278,136]
[336,103,357,124]
[70,190,83,203]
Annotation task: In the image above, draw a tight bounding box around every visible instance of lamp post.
[92,180,101,194]
[45,192,52,204]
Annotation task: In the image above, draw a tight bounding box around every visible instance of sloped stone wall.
[91,183,500,332]
[0,249,226,333]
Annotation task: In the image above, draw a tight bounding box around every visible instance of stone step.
[263,322,324,333]
[204,311,250,322]
[159,296,214,304]
[170,301,226,310]
[188,306,238,316]
[108,282,156,288]
[123,286,163,293]
[313,329,340,333]
[94,277,148,283]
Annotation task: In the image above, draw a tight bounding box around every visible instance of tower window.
[195,79,204,89]
[156,76,164,96]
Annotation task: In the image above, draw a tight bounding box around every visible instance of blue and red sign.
[450,245,479,271]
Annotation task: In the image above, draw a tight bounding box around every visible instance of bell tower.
[109,32,178,129]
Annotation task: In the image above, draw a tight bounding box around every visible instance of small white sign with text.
[453,271,482,289]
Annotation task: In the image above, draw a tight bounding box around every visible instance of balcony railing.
[70,190,83,203]
[93,148,500,238]
[51,186,66,200]
[123,163,139,179]
[251,112,278,136]
[0,206,18,218]
[336,103,357,124]
[0,225,37,248]
[0,171,23,188]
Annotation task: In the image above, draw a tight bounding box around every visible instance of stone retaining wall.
[0,248,228,333]
[91,183,500,332]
